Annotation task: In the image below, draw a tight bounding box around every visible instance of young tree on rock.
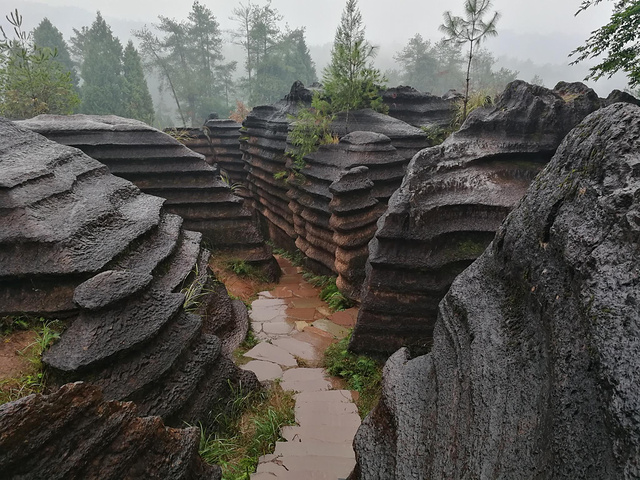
[122,40,155,124]
[322,0,385,113]
[32,17,78,89]
[570,0,640,88]
[0,10,79,118]
[440,0,500,121]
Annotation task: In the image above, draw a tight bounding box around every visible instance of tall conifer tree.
[122,41,154,124]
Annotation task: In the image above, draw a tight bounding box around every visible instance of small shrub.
[229,100,250,123]
[324,331,383,418]
[319,278,353,312]
[452,90,493,129]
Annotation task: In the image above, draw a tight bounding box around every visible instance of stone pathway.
[240,256,360,480]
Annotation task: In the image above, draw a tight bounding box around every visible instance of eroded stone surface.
[352,80,604,355]
[19,114,279,280]
[350,103,640,479]
[0,382,220,480]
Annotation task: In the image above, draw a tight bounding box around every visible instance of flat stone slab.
[296,390,355,404]
[286,307,317,321]
[272,337,320,362]
[290,298,324,309]
[294,321,308,332]
[257,290,274,299]
[273,440,355,458]
[241,360,283,382]
[249,298,287,323]
[328,307,359,327]
[281,424,360,444]
[244,342,297,367]
[281,368,331,392]
[262,321,294,335]
[310,318,350,339]
[296,401,358,418]
[269,453,356,475]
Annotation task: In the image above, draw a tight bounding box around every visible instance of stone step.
[273,440,355,459]
[281,424,360,444]
[280,368,331,392]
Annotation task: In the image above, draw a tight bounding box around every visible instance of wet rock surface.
[350,103,640,479]
[0,382,220,480]
[382,86,456,129]
[351,80,603,355]
[288,132,400,297]
[0,118,257,426]
[178,119,249,199]
[19,114,278,280]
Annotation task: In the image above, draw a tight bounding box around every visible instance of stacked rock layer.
[178,119,249,199]
[288,132,403,297]
[240,82,313,250]
[19,114,279,280]
[0,382,221,480]
[0,118,258,427]
[351,81,603,355]
[382,86,456,129]
[350,103,640,479]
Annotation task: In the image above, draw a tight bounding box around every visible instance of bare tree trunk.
[464,39,474,123]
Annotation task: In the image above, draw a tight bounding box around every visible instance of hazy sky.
[0,0,628,94]
[4,0,612,45]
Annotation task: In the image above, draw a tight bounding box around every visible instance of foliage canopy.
[570,0,640,88]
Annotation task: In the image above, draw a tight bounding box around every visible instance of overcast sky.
[0,0,629,94]
[4,0,612,44]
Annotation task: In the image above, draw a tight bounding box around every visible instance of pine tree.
[0,10,79,118]
[74,12,124,115]
[122,41,154,124]
[440,0,500,121]
[394,34,439,92]
[322,0,385,113]
[32,18,78,89]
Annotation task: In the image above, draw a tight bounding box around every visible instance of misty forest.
[0,0,639,479]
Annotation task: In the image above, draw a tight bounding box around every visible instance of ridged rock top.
[0,118,258,426]
[350,103,640,480]
[382,85,456,128]
[351,80,603,355]
[331,108,429,160]
[19,114,279,280]
[0,382,221,480]
[288,132,401,294]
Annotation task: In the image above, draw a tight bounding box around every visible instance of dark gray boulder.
[604,89,640,107]
[351,80,603,355]
[0,118,258,428]
[0,382,220,480]
[19,114,279,281]
[350,103,640,479]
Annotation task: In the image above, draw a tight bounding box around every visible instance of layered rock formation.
[350,102,640,479]
[0,382,220,480]
[351,80,602,355]
[178,119,248,198]
[288,132,402,296]
[19,114,278,280]
[0,118,258,426]
[382,86,456,129]
[331,109,429,162]
[241,81,314,249]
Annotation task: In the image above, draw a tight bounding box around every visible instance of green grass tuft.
[324,331,383,418]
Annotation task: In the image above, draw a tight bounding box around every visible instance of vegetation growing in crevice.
[0,316,62,405]
[324,330,383,418]
[198,382,295,480]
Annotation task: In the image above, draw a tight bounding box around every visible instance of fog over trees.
[0,0,635,126]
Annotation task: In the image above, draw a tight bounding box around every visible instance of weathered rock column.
[382,85,456,129]
[351,81,602,355]
[350,102,640,480]
[329,166,384,301]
